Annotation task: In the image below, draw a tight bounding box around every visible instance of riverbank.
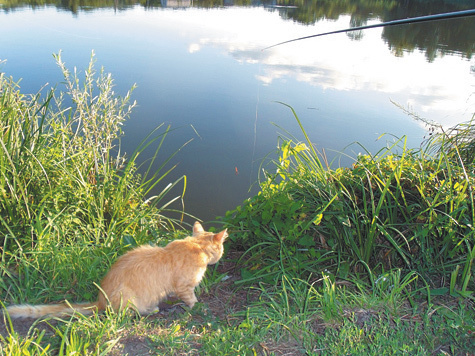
[1,57,474,355]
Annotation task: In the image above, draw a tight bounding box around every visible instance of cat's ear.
[213,229,228,244]
[193,221,205,236]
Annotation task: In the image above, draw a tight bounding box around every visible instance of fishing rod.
[263,9,475,51]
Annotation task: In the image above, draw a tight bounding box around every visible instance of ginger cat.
[5,222,227,319]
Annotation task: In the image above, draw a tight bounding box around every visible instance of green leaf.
[428,287,449,296]
[298,235,314,247]
[240,268,254,281]
[121,234,137,247]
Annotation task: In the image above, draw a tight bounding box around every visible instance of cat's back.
[112,236,210,273]
[101,245,168,287]
[111,244,165,270]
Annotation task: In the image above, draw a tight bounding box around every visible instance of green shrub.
[224,105,474,293]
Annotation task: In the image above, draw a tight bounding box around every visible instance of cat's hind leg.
[105,287,147,314]
[126,295,160,316]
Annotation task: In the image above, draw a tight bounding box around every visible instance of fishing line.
[263,9,475,51]
[250,49,263,187]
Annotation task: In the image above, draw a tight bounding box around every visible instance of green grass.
[0,52,192,353]
[243,270,475,353]
[1,56,474,354]
[2,277,474,355]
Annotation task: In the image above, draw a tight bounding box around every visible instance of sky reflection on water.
[1,4,474,221]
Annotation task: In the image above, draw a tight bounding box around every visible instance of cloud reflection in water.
[181,8,474,127]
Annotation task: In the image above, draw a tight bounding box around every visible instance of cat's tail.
[4,301,100,319]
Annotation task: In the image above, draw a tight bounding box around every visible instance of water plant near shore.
[224,104,475,298]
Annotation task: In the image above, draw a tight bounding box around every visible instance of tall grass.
[224,104,474,297]
[0,51,187,304]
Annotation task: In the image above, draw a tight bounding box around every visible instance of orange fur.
[5,222,227,319]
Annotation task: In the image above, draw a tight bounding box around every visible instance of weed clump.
[224,105,474,297]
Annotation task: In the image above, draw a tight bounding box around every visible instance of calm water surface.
[1,0,474,222]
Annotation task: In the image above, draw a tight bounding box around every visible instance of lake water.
[1,0,474,223]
